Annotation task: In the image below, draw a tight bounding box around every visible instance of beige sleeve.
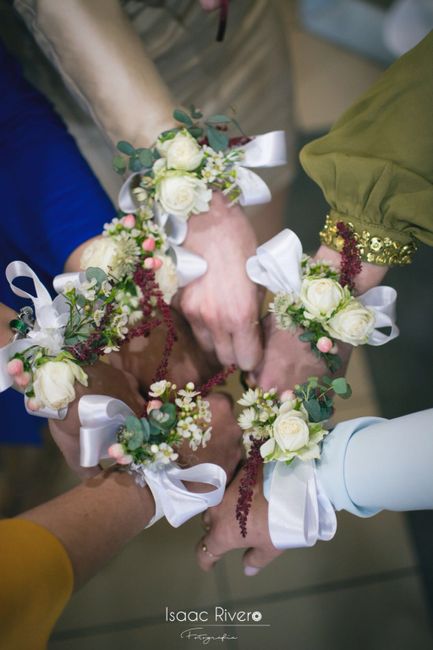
[14,0,175,147]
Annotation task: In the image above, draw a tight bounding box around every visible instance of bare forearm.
[18,470,154,590]
[19,0,175,146]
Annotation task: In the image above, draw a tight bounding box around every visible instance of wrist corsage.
[116,107,286,244]
[79,381,227,528]
[247,227,399,372]
[236,376,352,548]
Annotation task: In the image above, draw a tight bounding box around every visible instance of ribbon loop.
[268,459,337,550]
[78,395,227,527]
[246,229,303,295]
[359,286,400,345]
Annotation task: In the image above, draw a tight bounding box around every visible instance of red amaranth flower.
[336,221,362,291]
[199,363,236,396]
[236,438,263,537]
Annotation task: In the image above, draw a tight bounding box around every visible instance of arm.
[15,0,175,147]
[196,409,433,574]
[17,469,155,589]
[301,30,433,265]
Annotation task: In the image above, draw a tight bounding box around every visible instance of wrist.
[314,245,388,294]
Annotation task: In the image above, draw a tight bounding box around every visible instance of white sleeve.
[316,409,433,516]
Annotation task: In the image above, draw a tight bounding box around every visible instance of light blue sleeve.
[264,410,433,517]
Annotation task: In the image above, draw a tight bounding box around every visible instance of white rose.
[325,299,375,345]
[300,277,346,320]
[33,360,88,410]
[154,255,178,304]
[164,131,204,171]
[156,173,212,220]
[80,238,120,276]
[273,410,310,454]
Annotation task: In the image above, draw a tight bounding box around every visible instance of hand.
[109,309,221,394]
[249,314,352,394]
[49,362,145,478]
[175,192,263,371]
[196,464,282,574]
[178,392,243,488]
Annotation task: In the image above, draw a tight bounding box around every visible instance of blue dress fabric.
[0,41,114,444]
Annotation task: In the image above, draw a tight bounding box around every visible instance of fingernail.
[244,566,260,577]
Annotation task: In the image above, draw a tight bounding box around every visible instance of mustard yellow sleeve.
[300,30,433,266]
[0,519,73,650]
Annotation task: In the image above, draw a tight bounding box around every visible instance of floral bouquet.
[236,376,352,536]
[107,380,212,472]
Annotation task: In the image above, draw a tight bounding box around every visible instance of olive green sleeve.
[300,30,433,265]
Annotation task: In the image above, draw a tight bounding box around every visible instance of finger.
[201,510,212,532]
[199,0,221,11]
[242,545,282,576]
[212,330,236,367]
[196,535,225,572]
[232,322,263,372]
[189,317,215,353]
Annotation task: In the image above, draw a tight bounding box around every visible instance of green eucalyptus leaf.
[299,331,316,342]
[206,125,228,152]
[304,399,322,423]
[331,377,349,395]
[129,156,142,172]
[112,155,127,174]
[85,267,107,286]
[188,127,204,139]
[125,415,144,434]
[206,114,232,124]
[140,418,151,442]
[117,140,135,155]
[173,109,193,127]
[137,148,153,167]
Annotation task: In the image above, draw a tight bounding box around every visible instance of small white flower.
[238,388,260,407]
[154,255,179,304]
[238,407,256,430]
[149,380,170,397]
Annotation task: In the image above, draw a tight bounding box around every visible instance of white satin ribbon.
[0,262,69,420]
[236,130,287,207]
[247,229,399,346]
[268,459,337,549]
[78,395,227,528]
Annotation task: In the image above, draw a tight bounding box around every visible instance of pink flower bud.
[144,257,155,270]
[7,359,24,376]
[147,399,163,414]
[15,371,31,388]
[142,237,156,252]
[108,443,124,460]
[280,389,295,402]
[152,257,163,270]
[317,336,334,354]
[27,398,41,412]
[122,214,136,229]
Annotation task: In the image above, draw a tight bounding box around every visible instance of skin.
[175,192,263,371]
[196,248,389,575]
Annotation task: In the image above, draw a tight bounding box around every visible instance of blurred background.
[0,1,432,648]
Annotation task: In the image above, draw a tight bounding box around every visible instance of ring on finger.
[201,538,220,559]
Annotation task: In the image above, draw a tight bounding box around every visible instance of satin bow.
[119,131,287,221]
[267,460,337,549]
[247,229,399,346]
[0,262,70,419]
[78,395,227,528]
